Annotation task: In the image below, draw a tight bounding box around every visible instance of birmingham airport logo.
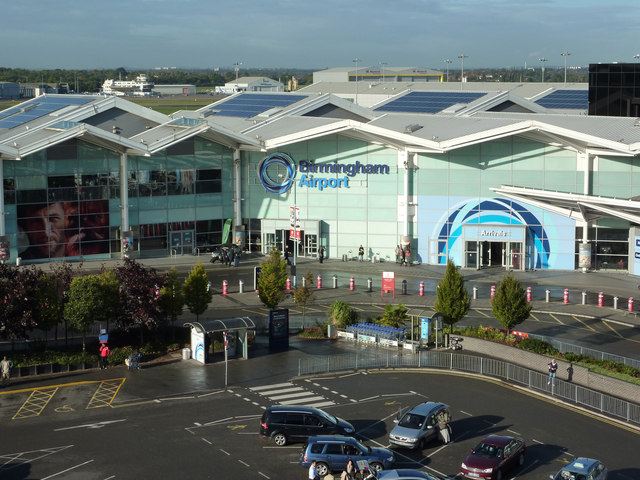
[258,153,296,194]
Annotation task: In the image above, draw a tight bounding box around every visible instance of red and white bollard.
[598,291,604,307]
[222,279,228,295]
[419,281,425,296]
[317,274,322,289]
[490,285,496,300]
[563,288,569,304]
[286,277,291,290]
[629,297,634,312]
[526,286,532,302]
[350,276,355,291]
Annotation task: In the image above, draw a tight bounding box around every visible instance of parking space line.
[13,387,59,420]
[549,313,564,325]
[529,312,541,322]
[86,378,126,409]
[571,315,597,332]
[601,320,624,338]
[474,309,490,318]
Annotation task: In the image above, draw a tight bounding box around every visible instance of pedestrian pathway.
[249,382,335,409]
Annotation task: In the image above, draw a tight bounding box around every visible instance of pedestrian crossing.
[249,382,335,409]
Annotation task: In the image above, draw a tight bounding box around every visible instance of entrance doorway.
[277,229,304,258]
[481,241,504,267]
[169,230,194,255]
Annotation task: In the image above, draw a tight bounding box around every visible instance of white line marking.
[269,391,316,400]
[220,449,230,456]
[202,438,212,445]
[339,372,360,378]
[198,390,225,398]
[305,401,336,408]
[238,460,250,467]
[159,396,194,401]
[507,429,521,435]
[278,396,325,405]
[193,422,202,426]
[41,460,94,479]
[459,410,473,417]
[359,396,379,402]
[250,383,293,391]
[256,387,305,395]
[258,472,270,479]
[54,419,126,431]
[532,438,544,444]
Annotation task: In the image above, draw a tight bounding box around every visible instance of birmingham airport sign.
[258,153,390,194]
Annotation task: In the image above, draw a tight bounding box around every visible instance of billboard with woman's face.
[17,200,109,259]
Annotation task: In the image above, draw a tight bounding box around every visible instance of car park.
[299,435,395,477]
[260,405,355,446]
[460,435,526,480]
[376,469,446,480]
[549,458,607,480]
[388,402,451,449]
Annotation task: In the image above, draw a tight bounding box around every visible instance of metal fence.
[298,349,640,427]
[527,333,640,370]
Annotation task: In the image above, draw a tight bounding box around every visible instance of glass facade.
[588,63,640,117]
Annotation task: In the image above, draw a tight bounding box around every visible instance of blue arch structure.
[436,198,551,269]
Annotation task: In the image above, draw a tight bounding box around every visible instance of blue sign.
[421,318,430,340]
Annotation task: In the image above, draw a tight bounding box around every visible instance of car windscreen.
[398,413,426,429]
[318,410,338,425]
[471,443,502,458]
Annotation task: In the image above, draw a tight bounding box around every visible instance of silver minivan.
[388,402,451,449]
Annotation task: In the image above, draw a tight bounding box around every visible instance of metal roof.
[184,317,255,334]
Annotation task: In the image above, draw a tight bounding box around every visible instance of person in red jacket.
[99,344,110,370]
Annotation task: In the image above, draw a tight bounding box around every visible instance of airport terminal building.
[1,85,640,273]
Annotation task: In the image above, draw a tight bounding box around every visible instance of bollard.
[401,280,407,295]
[613,296,619,310]
[526,286,532,302]
[367,277,373,292]
[545,289,550,303]
[317,274,322,289]
[239,279,244,294]
[332,274,338,289]
[473,286,478,300]
[302,275,306,287]
[350,276,355,291]
[419,281,424,296]
[563,288,569,304]
[222,279,228,295]
[286,277,291,290]
[490,285,496,300]
[598,291,603,307]
[582,290,587,305]
[629,297,634,312]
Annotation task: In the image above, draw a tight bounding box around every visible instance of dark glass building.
[589,63,640,117]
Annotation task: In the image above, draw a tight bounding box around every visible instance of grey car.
[300,435,395,477]
[376,469,446,480]
[388,402,451,449]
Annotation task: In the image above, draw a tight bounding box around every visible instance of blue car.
[550,458,607,480]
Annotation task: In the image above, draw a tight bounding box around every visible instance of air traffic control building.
[1,85,640,274]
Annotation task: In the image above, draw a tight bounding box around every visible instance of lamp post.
[353,58,360,104]
[380,61,387,82]
[444,59,452,82]
[561,51,571,86]
[635,54,640,62]
[539,58,548,83]
[458,54,468,88]
[233,61,242,83]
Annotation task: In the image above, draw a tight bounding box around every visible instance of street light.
[539,58,548,83]
[561,51,571,86]
[353,58,361,104]
[233,61,242,82]
[635,54,640,62]
[380,61,388,82]
[444,59,452,82]
[458,54,468,88]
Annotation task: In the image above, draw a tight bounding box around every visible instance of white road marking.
[258,472,270,479]
[238,460,250,467]
[41,460,94,479]
[202,438,212,445]
[250,383,293,391]
[219,449,230,456]
[54,419,126,431]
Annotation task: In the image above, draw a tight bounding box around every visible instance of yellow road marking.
[549,313,564,325]
[529,313,541,322]
[13,387,59,420]
[384,401,397,406]
[572,315,597,333]
[474,309,490,318]
[55,405,75,413]
[0,379,106,396]
[87,378,126,409]
[228,425,246,430]
[601,321,624,338]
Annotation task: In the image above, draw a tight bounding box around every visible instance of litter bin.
[182,348,191,360]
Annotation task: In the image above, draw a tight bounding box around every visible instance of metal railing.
[298,349,640,426]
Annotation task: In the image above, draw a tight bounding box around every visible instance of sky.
[3,0,640,71]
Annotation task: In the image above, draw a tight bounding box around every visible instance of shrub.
[518,338,560,356]
[298,326,325,338]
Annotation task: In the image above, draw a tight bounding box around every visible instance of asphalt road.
[2,370,638,479]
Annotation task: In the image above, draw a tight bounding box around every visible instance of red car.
[460,435,526,480]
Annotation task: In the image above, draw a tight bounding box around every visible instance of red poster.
[381,271,395,299]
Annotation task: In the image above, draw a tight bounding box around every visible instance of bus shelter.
[184,317,255,363]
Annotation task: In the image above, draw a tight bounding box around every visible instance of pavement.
[2,252,638,407]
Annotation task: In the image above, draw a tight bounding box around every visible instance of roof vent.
[634,118,640,127]
[404,124,423,134]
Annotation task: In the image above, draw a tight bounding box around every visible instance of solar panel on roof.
[534,90,587,109]
[0,96,93,129]
[375,91,485,114]
[208,93,307,117]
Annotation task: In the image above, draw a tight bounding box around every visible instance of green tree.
[491,272,532,337]
[64,274,118,352]
[291,271,315,329]
[378,303,408,328]
[327,301,359,329]
[434,259,471,333]
[257,249,288,310]
[183,263,212,321]
[158,267,185,339]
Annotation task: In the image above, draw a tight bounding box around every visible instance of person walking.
[99,344,110,370]
[358,245,364,262]
[436,409,451,444]
[401,247,407,266]
[318,246,325,264]
[548,358,558,385]
[308,460,319,480]
[395,245,401,264]
[1,356,13,386]
[284,245,291,265]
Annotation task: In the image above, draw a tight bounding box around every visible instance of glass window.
[196,169,222,194]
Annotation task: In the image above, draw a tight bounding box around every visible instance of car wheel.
[519,453,525,466]
[495,469,503,480]
[316,462,329,477]
[273,432,287,446]
[370,462,384,472]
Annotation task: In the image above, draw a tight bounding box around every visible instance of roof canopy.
[184,317,255,334]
